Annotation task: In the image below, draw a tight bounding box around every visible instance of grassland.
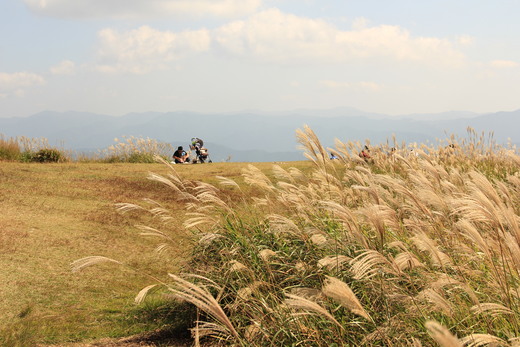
[2,127,520,346]
[86,127,519,347]
[1,162,174,344]
[0,160,302,345]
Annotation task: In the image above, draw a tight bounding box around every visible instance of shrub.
[0,134,70,163]
[127,152,157,163]
[19,151,34,163]
[31,148,66,163]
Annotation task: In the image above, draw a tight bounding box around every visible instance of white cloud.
[23,0,261,19]
[90,9,468,74]
[0,72,45,96]
[490,60,519,68]
[50,60,76,75]
[214,9,466,66]
[95,26,210,74]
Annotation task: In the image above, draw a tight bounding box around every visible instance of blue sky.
[1,0,519,118]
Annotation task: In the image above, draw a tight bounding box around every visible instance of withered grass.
[0,160,304,345]
[72,126,520,346]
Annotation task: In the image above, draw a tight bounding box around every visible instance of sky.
[1,0,519,118]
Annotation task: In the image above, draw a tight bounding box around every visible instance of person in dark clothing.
[359,145,371,161]
[173,146,190,164]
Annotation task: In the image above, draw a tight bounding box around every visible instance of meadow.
[1,127,520,346]
[0,145,302,346]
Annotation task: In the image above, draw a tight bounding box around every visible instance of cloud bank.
[94,26,211,74]
[214,9,465,65]
[0,72,45,97]
[92,9,467,74]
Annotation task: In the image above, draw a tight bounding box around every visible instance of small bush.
[127,152,156,163]
[31,148,66,163]
[19,151,34,163]
[0,134,70,163]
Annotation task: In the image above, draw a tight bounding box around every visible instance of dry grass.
[0,134,173,163]
[91,136,175,163]
[0,160,306,346]
[100,126,520,346]
[0,134,21,160]
[5,125,519,345]
[0,162,191,344]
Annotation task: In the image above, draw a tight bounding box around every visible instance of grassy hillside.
[70,127,520,346]
[2,126,520,346]
[0,160,302,345]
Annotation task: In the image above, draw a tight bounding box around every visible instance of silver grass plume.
[71,256,123,272]
[470,302,514,317]
[284,293,344,330]
[168,274,239,339]
[318,255,351,271]
[411,232,453,268]
[417,288,453,316]
[349,249,397,280]
[322,276,372,321]
[425,320,463,347]
[459,333,508,347]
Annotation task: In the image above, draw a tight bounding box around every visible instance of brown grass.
[0,160,309,345]
[0,162,191,343]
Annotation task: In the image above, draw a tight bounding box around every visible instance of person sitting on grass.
[173,146,190,164]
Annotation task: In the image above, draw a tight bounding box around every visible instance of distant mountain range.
[1,108,519,162]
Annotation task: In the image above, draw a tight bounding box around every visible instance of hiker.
[409,147,419,157]
[359,145,371,162]
[446,144,457,153]
[173,146,190,164]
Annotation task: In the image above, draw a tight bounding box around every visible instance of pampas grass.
[76,125,520,345]
[167,274,239,340]
[425,320,462,347]
[322,276,372,321]
[284,293,344,330]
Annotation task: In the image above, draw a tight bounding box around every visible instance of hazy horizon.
[4,105,518,120]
